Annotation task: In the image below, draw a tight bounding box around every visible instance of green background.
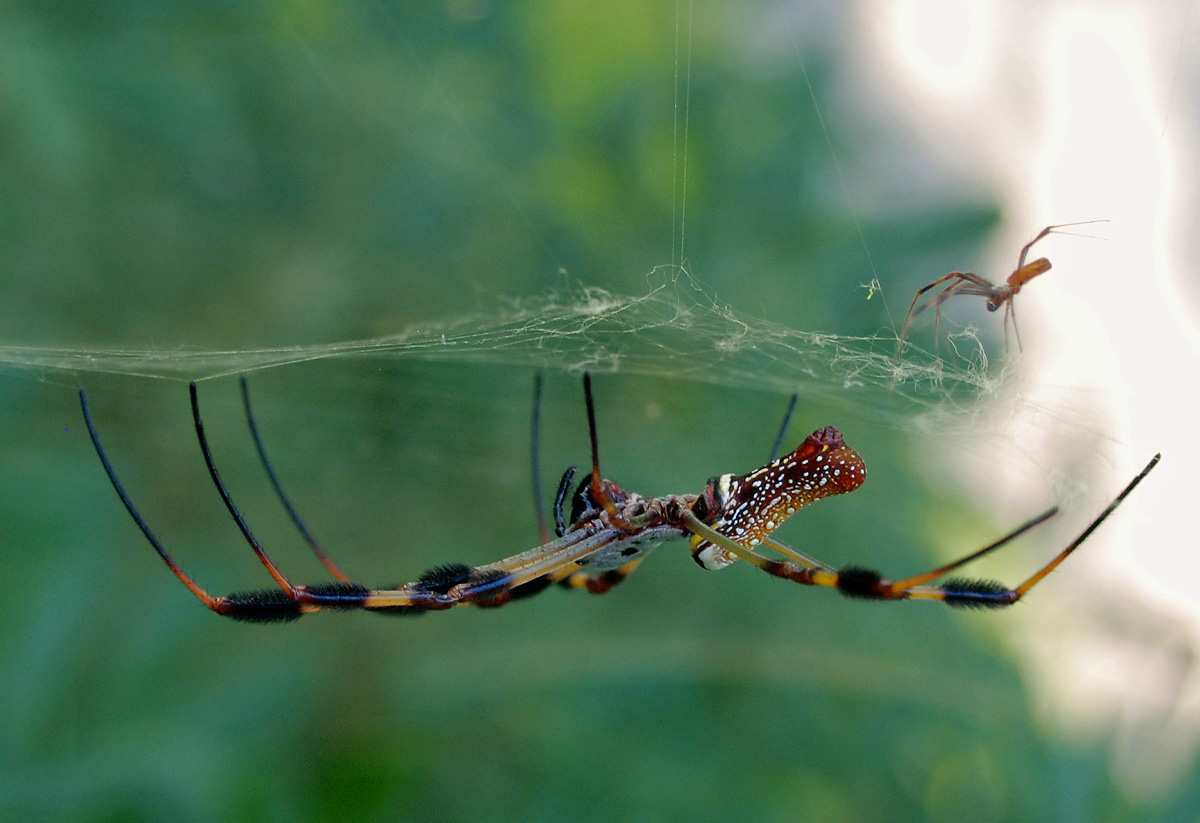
[0,2,1191,821]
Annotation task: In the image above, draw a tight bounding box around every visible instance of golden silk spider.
[897,221,1108,354]
[80,374,1157,621]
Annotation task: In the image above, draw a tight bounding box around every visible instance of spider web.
[0,269,997,422]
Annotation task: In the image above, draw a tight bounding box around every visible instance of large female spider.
[80,375,1157,621]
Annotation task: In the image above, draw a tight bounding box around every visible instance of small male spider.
[897,221,1107,354]
[80,375,1157,621]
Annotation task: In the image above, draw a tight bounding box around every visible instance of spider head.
[691,474,730,523]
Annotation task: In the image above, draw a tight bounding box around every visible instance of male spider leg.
[1004,300,1022,352]
[1016,220,1108,269]
[897,272,995,358]
[996,221,1106,351]
[241,377,350,583]
[897,275,956,352]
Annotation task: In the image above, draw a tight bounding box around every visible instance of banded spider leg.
[680,455,1158,607]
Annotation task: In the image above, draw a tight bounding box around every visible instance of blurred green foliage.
[1,1,1196,821]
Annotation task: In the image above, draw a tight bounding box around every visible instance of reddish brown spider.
[80,374,1157,621]
[897,221,1107,354]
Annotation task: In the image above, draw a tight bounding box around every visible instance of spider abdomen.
[690,427,866,569]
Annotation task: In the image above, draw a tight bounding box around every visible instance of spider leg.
[527,374,622,597]
[682,510,850,586]
[768,393,800,463]
[900,273,969,339]
[557,557,646,594]
[894,454,1159,606]
[82,387,227,613]
[254,527,625,618]
[421,541,631,610]
[528,373,579,541]
[1017,225,1056,269]
[87,378,655,621]
[239,377,615,615]
[680,453,1158,607]
[583,372,620,517]
[236,374,619,611]
[552,466,576,538]
[1016,221,1107,269]
[1004,453,1159,598]
[82,386,369,621]
[684,510,908,593]
[1004,300,1022,353]
[366,527,625,612]
[240,377,350,582]
[190,381,299,596]
[759,534,835,572]
[681,505,1043,603]
[221,527,621,621]
[530,372,552,544]
[898,272,998,356]
[933,276,1000,300]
